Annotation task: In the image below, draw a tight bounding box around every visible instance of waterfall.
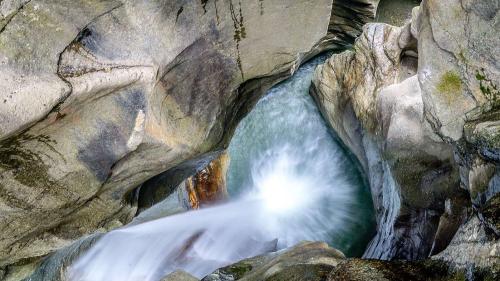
[67,55,375,281]
[361,137,401,260]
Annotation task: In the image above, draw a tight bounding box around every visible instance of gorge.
[0,0,498,280]
[65,54,375,281]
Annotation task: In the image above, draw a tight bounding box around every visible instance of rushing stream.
[68,55,375,281]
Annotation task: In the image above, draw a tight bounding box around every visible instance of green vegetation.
[437,71,462,94]
[476,68,499,104]
[436,71,462,104]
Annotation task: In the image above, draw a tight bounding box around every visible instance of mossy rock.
[437,71,462,104]
[218,261,253,280]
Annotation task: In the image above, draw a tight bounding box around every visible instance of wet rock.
[161,270,199,281]
[203,241,345,281]
[325,0,380,50]
[429,193,470,256]
[131,152,229,225]
[204,241,497,281]
[480,193,500,236]
[20,234,102,281]
[136,152,222,214]
[185,152,229,209]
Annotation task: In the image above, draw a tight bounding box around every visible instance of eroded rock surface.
[185,152,229,209]
[311,18,460,260]
[0,0,337,270]
[311,0,499,263]
[435,215,500,275]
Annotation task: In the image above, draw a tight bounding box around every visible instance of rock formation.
[0,0,335,270]
[203,241,345,281]
[0,0,382,278]
[311,0,498,271]
[185,152,229,209]
[161,271,198,281]
[203,241,496,281]
[3,0,498,280]
[131,152,229,225]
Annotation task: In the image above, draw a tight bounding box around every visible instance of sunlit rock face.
[417,0,500,210]
[0,0,336,268]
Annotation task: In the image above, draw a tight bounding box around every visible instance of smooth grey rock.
[0,0,383,274]
[0,0,335,268]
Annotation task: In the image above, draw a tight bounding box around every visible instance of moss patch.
[437,71,462,102]
[219,261,253,279]
[476,68,499,104]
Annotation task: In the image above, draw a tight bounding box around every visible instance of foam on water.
[68,55,375,281]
